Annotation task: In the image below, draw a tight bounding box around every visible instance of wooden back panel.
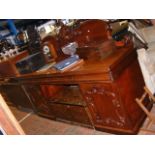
[59,19,109,47]
[42,20,110,56]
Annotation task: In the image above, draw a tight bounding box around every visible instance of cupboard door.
[0,84,32,109]
[24,85,53,117]
[80,83,128,129]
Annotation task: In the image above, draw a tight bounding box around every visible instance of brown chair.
[135,86,155,133]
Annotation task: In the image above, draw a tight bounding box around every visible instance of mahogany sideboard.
[0,41,151,134]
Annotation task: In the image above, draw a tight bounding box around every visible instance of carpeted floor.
[9,105,155,135]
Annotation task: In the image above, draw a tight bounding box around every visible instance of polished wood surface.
[58,19,110,47]
[15,40,134,82]
[0,39,150,134]
[0,19,150,134]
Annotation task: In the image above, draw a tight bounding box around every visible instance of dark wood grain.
[0,40,148,134]
[58,19,110,47]
[0,84,33,109]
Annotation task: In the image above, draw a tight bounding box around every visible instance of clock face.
[43,45,50,54]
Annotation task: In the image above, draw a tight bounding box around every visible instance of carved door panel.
[23,85,53,117]
[80,83,128,129]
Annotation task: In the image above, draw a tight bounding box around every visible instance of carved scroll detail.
[85,86,126,127]
[112,98,126,125]
[85,95,102,121]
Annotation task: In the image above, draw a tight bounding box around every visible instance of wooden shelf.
[42,85,86,106]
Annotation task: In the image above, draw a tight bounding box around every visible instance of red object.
[114,40,125,47]
[114,35,131,47]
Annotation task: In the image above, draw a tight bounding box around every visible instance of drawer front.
[49,103,92,126]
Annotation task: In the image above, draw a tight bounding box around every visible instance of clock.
[42,42,57,63]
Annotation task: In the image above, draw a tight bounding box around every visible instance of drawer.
[49,103,92,126]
